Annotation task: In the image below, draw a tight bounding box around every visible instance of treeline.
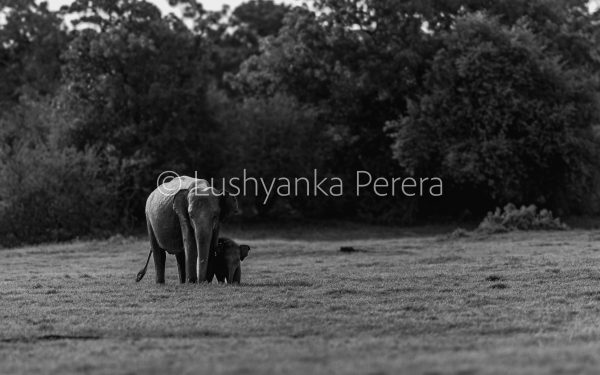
[1,0,600,245]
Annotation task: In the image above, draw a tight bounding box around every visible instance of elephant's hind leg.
[153,248,166,284]
[175,252,186,284]
[147,219,166,284]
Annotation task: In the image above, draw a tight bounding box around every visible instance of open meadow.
[3,223,600,374]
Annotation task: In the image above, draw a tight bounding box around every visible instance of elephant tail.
[135,249,153,282]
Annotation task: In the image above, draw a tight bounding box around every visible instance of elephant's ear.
[239,244,250,261]
[219,193,239,220]
[172,189,189,214]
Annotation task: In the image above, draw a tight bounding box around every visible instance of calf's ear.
[239,245,250,261]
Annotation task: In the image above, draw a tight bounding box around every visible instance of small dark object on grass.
[485,275,502,282]
[340,246,367,253]
[490,283,508,289]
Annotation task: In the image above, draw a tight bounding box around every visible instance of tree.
[0,0,67,105]
[176,0,291,85]
[233,0,600,221]
[232,2,441,220]
[60,0,220,222]
[233,0,290,38]
[387,14,600,217]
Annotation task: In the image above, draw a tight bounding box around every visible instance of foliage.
[60,0,223,221]
[2,0,600,244]
[231,3,440,221]
[214,92,331,216]
[233,0,289,38]
[387,14,600,217]
[219,0,291,81]
[0,0,67,105]
[478,203,568,234]
[0,100,120,246]
[234,0,600,221]
[466,0,600,70]
[169,0,291,85]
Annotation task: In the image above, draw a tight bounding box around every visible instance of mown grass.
[2,224,600,374]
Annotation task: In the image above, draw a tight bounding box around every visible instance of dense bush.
[387,14,600,218]
[214,92,332,217]
[0,101,120,246]
[478,203,568,233]
[0,145,120,246]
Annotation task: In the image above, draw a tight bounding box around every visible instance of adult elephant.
[136,176,238,284]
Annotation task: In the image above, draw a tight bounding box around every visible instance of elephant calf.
[207,237,250,284]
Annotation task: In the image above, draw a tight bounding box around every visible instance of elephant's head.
[185,185,239,222]
[183,185,239,242]
[215,237,250,284]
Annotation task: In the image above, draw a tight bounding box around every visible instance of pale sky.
[46,0,295,12]
[44,0,600,15]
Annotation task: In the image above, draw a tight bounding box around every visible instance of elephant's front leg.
[176,213,197,283]
[175,252,186,284]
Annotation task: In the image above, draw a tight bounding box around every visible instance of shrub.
[477,203,568,234]
[448,228,471,239]
[0,100,120,247]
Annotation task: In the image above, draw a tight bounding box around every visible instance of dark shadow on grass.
[132,329,233,339]
[478,326,539,335]
[485,275,503,281]
[2,330,236,343]
[242,280,314,288]
[223,220,460,241]
[0,334,101,343]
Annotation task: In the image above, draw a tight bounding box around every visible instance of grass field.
[3,222,600,374]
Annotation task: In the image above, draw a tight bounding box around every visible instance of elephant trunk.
[193,220,216,282]
[196,219,219,282]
